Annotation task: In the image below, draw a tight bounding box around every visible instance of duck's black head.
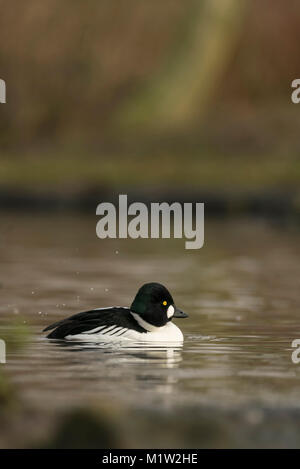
[130,282,188,328]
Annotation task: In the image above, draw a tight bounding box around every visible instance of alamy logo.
[96,195,204,249]
[291,79,300,104]
[291,339,300,364]
[0,79,6,103]
[0,339,6,364]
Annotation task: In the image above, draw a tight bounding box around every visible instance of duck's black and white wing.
[43,307,146,339]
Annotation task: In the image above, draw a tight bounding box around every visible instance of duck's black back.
[43,307,146,339]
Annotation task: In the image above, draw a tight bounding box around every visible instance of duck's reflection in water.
[50,340,182,395]
[52,340,182,365]
[115,345,182,395]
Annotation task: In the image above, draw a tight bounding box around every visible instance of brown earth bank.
[0,187,299,220]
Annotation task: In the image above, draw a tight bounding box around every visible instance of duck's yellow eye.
[163,301,167,306]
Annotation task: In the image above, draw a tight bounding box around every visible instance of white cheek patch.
[167,305,175,319]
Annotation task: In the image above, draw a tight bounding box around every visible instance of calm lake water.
[1,214,300,447]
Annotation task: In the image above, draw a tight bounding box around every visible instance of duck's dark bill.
[173,308,188,318]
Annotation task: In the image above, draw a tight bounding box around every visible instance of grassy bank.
[0,145,299,218]
[1,147,300,191]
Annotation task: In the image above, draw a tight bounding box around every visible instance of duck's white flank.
[65,312,183,343]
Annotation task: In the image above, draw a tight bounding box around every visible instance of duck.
[43,282,188,343]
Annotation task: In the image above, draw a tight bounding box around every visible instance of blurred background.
[1,0,300,450]
[0,0,300,209]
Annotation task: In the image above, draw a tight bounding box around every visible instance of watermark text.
[291,79,300,103]
[0,339,6,364]
[96,195,204,249]
[0,79,6,103]
[291,339,300,363]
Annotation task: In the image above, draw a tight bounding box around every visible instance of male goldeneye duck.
[43,282,188,343]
